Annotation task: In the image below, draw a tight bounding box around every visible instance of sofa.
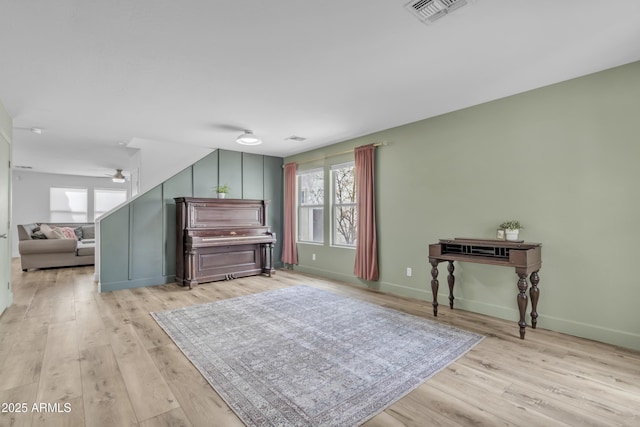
[17,222,95,271]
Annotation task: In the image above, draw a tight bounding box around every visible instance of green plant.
[500,220,523,230]
[215,184,230,194]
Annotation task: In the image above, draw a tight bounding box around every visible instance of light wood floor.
[1,259,639,427]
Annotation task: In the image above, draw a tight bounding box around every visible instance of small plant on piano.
[215,184,230,198]
[500,220,523,241]
[500,220,523,231]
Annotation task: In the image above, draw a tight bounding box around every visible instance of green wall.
[285,61,640,351]
[99,149,283,292]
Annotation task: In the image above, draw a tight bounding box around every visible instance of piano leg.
[529,271,540,329]
[268,243,274,277]
[429,259,440,316]
[516,273,529,339]
[447,261,455,309]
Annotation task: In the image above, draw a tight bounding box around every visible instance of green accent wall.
[219,150,242,199]
[99,149,283,292]
[284,61,640,351]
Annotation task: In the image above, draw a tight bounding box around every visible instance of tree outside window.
[332,162,356,246]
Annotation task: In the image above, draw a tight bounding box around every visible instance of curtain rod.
[286,141,387,167]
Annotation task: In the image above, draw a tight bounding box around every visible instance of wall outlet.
[406,267,412,277]
[312,253,316,261]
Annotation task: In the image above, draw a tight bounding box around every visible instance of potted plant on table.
[215,184,230,199]
[499,220,523,241]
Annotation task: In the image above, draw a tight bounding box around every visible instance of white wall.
[0,99,13,316]
[127,137,214,195]
[11,170,129,257]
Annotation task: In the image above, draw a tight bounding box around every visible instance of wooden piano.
[175,197,276,289]
[428,238,542,339]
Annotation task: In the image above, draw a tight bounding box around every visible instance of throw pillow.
[51,227,66,239]
[82,225,95,239]
[74,227,83,240]
[39,223,60,239]
[31,231,47,239]
[59,227,78,240]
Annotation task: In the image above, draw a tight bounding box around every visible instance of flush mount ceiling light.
[236,130,262,146]
[112,169,126,183]
[405,0,469,24]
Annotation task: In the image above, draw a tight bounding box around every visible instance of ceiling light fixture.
[112,169,126,183]
[236,130,262,146]
[405,0,468,24]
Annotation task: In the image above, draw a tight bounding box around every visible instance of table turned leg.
[430,259,440,316]
[516,273,529,339]
[529,271,540,329]
[447,261,455,309]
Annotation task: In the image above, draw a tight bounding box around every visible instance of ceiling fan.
[103,169,127,183]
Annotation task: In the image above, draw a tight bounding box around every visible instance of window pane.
[333,163,355,204]
[94,189,127,219]
[298,207,324,243]
[333,206,357,246]
[50,187,88,222]
[298,169,324,243]
[298,170,324,205]
[332,162,356,247]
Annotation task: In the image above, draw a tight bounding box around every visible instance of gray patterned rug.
[151,285,483,426]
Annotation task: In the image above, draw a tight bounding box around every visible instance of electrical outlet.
[312,253,316,261]
[406,267,412,277]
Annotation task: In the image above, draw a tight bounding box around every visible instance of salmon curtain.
[282,162,298,265]
[353,144,379,281]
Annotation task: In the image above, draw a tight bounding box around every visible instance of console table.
[428,238,542,339]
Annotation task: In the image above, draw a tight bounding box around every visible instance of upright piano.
[175,197,276,289]
[428,238,542,339]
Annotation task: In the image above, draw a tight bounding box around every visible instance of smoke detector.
[405,0,469,24]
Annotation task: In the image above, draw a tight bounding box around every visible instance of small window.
[94,188,127,220]
[297,169,324,243]
[331,162,356,247]
[50,187,88,222]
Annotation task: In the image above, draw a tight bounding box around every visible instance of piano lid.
[175,198,269,229]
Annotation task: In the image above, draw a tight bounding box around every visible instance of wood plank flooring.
[1,258,639,426]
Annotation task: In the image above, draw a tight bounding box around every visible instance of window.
[332,162,356,246]
[50,187,88,222]
[297,169,324,243]
[94,188,127,220]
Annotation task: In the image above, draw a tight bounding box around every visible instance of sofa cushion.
[74,227,83,240]
[76,240,95,256]
[81,225,95,239]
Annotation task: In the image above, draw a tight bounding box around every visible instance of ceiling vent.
[285,136,307,143]
[405,0,469,24]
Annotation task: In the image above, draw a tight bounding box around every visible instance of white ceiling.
[2,0,640,178]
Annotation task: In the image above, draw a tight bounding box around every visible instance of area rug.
[151,285,483,426]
